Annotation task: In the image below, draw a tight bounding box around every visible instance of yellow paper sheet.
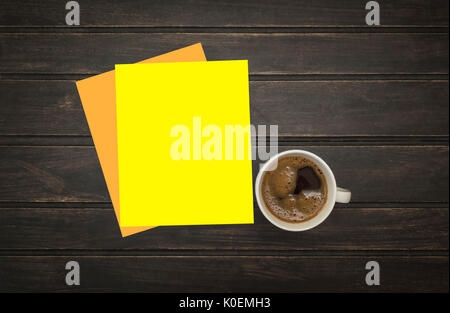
[116,61,254,226]
[76,43,207,236]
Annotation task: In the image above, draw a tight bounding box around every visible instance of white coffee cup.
[255,150,351,231]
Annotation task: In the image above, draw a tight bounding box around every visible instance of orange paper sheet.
[76,43,207,237]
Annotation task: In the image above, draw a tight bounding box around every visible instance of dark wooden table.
[0,0,448,292]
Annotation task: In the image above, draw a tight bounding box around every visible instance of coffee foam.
[261,155,327,223]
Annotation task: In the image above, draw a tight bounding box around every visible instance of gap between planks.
[0,26,448,34]
[0,202,447,208]
[0,250,447,257]
[0,73,448,81]
[0,136,448,146]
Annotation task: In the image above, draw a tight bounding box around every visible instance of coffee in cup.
[260,155,327,223]
[255,150,351,231]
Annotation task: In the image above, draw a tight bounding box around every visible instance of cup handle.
[336,187,351,203]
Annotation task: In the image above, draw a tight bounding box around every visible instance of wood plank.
[0,80,88,135]
[0,147,108,202]
[0,207,447,250]
[1,81,448,136]
[0,256,447,292]
[0,33,447,74]
[252,81,449,136]
[0,0,448,27]
[0,146,448,203]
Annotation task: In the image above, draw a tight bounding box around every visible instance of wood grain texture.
[0,80,448,136]
[0,146,447,203]
[0,80,89,136]
[0,256,447,292]
[0,207,447,250]
[0,0,448,27]
[0,147,108,202]
[0,33,447,74]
